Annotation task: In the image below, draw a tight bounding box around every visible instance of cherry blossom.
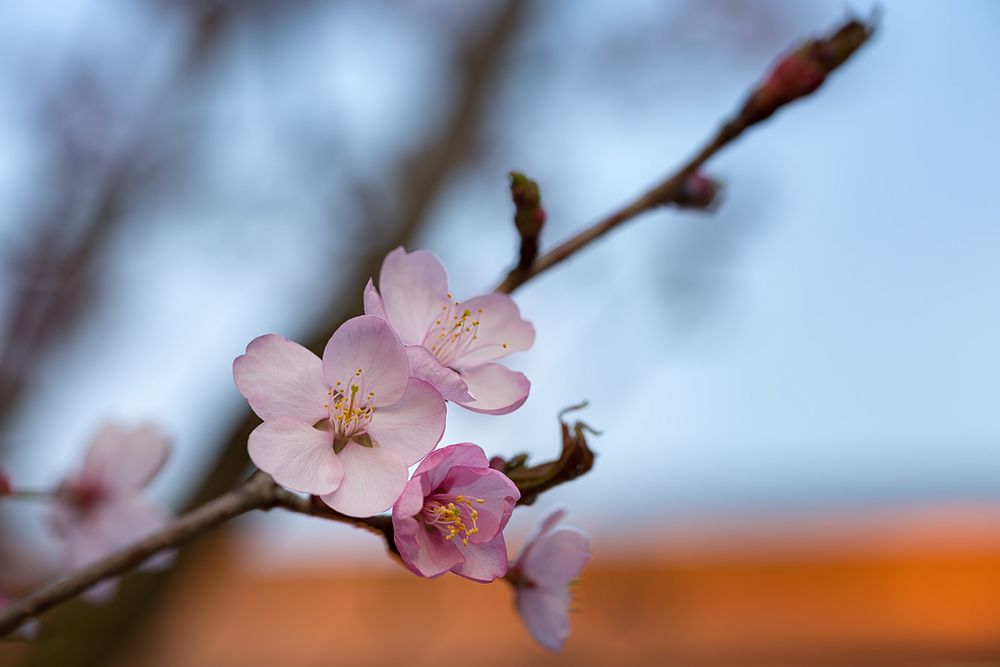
[234,314,446,517]
[364,246,535,415]
[49,423,173,588]
[392,443,519,582]
[508,508,591,651]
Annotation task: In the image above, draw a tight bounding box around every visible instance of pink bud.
[675,171,721,210]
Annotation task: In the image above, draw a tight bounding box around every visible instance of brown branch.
[495,15,875,294]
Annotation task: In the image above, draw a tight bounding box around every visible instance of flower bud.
[739,16,875,125]
[675,171,722,210]
[509,171,546,270]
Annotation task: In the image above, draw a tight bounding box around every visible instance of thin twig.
[495,15,875,293]
[494,123,740,294]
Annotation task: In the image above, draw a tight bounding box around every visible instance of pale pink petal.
[411,443,489,489]
[438,467,519,543]
[519,508,567,563]
[319,442,406,517]
[405,345,473,402]
[233,334,329,423]
[391,475,427,519]
[247,418,341,495]
[80,423,170,493]
[394,513,463,578]
[366,378,445,466]
[363,278,387,320]
[517,587,572,651]
[523,527,591,590]
[322,315,408,407]
[58,512,109,570]
[378,247,449,344]
[101,498,171,548]
[83,579,120,604]
[451,533,508,582]
[454,364,530,415]
[447,293,535,368]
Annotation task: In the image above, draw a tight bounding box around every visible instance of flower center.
[62,480,107,515]
[423,294,483,366]
[323,368,376,452]
[421,494,485,546]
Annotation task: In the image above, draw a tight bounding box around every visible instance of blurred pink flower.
[235,315,445,517]
[0,467,10,497]
[509,509,591,651]
[392,443,519,582]
[365,246,535,415]
[49,423,172,592]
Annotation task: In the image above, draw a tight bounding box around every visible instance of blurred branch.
[495,14,875,294]
[0,1,239,434]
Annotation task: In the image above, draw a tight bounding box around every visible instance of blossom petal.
[101,497,173,553]
[412,443,489,490]
[322,315,409,407]
[439,467,519,543]
[247,419,341,495]
[447,293,535,368]
[233,334,329,423]
[378,247,449,344]
[367,378,445,466]
[80,423,170,493]
[363,278,387,320]
[391,475,427,519]
[451,533,508,582]
[454,364,530,415]
[517,587,572,651]
[320,442,407,517]
[523,527,591,590]
[519,507,567,563]
[393,513,463,578]
[405,345,473,402]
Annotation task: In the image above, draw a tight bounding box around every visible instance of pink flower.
[509,509,591,651]
[392,443,520,582]
[234,315,446,517]
[50,423,172,578]
[364,247,535,415]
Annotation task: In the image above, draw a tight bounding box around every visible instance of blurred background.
[1,0,999,665]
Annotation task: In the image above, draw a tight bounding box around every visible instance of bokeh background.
[1,0,999,665]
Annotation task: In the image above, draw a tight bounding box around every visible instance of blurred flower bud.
[0,468,10,497]
[675,171,722,210]
[509,171,546,270]
[740,16,875,125]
